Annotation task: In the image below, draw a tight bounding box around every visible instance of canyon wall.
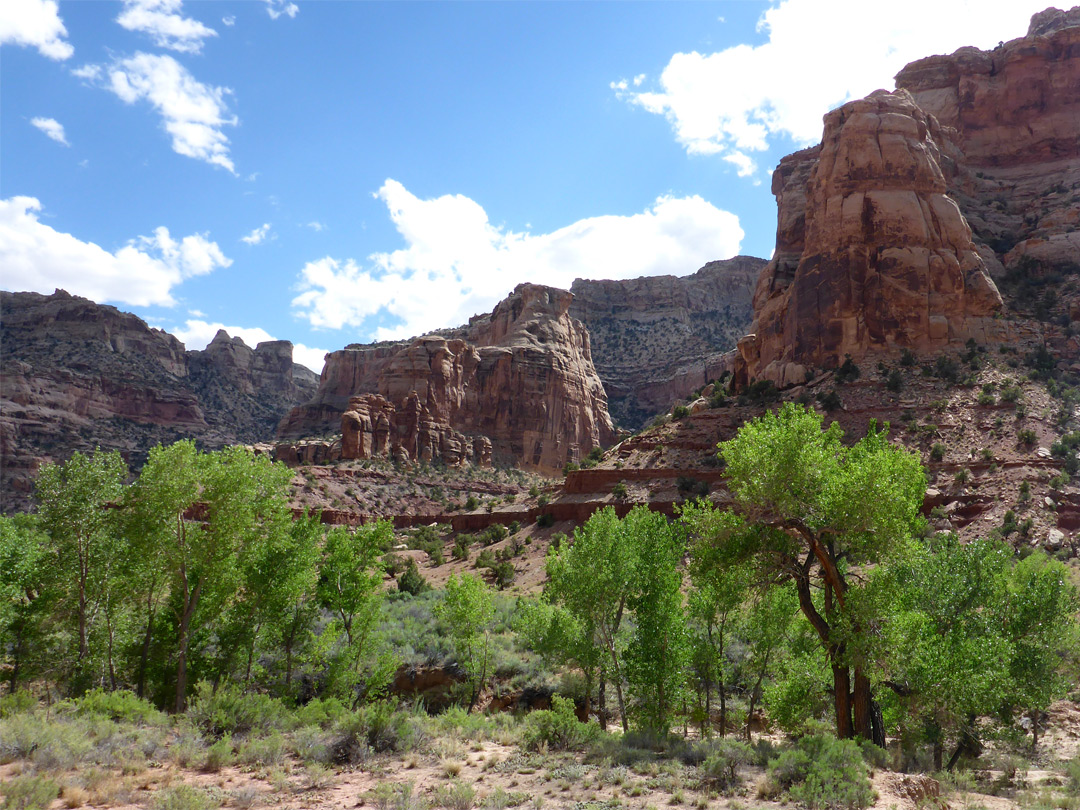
[0,289,318,511]
[278,283,616,474]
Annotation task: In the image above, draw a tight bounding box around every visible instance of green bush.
[536,513,555,528]
[464,496,479,511]
[886,369,903,393]
[835,356,860,384]
[769,735,874,810]
[398,558,428,596]
[331,700,419,762]
[63,689,166,725]
[672,405,690,420]
[1018,428,1037,445]
[612,482,628,499]
[929,443,946,462]
[0,692,37,719]
[188,682,289,738]
[522,696,597,751]
[0,774,58,810]
[151,784,220,810]
[700,738,755,789]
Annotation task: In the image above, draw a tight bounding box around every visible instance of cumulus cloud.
[0,0,73,60]
[241,223,272,245]
[306,221,325,232]
[0,196,231,307]
[80,52,237,172]
[116,0,217,54]
[292,179,743,341]
[30,116,69,145]
[264,0,299,20]
[615,0,1052,172]
[171,319,328,373]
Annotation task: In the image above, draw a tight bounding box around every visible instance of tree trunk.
[598,672,607,731]
[719,677,727,738]
[832,660,854,740]
[174,579,201,714]
[852,668,874,742]
[933,737,944,772]
[1031,708,1040,751]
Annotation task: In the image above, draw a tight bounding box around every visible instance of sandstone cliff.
[0,289,318,512]
[735,8,1080,386]
[568,257,766,428]
[278,283,616,473]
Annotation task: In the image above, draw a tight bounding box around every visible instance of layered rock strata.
[278,283,615,474]
[733,6,1080,387]
[568,257,766,429]
[0,289,318,512]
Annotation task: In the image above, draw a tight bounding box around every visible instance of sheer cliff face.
[280,284,615,474]
[736,8,1080,387]
[569,257,766,429]
[896,7,1080,277]
[0,290,318,512]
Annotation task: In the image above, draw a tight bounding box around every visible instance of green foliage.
[151,784,220,810]
[522,695,597,751]
[0,774,59,810]
[700,738,755,789]
[885,369,903,393]
[672,405,690,420]
[930,443,946,462]
[188,682,290,737]
[835,356,860,384]
[1018,428,1037,445]
[464,496,479,511]
[397,558,428,596]
[62,688,165,725]
[435,573,495,712]
[769,735,874,810]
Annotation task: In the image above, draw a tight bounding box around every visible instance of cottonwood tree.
[129,441,292,711]
[316,521,395,703]
[435,572,495,712]
[0,515,57,692]
[625,506,689,735]
[545,506,637,731]
[35,449,127,690]
[692,403,926,744]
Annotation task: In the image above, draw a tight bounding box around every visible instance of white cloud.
[171,319,328,374]
[292,179,743,341]
[82,52,237,172]
[241,222,272,245]
[616,0,1052,171]
[0,196,231,307]
[30,116,68,146]
[306,221,325,232]
[116,0,217,54]
[0,0,73,60]
[264,0,298,20]
[222,15,235,26]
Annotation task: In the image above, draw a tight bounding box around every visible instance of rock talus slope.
[278,283,615,474]
[0,289,318,511]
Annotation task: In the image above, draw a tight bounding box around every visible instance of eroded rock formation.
[734,7,1080,387]
[278,283,615,473]
[0,289,318,512]
[568,257,766,428]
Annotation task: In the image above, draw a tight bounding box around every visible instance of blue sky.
[1,0,1048,372]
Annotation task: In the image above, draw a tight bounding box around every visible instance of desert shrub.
[1001,384,1023,403]
[151,784,220,810]
[700,738,755,789]
[769,735,874,810]
[816,390,842,411]
[1018,428,1037,445]
[465,496,479,511]
[398,559,428,596]
[835,356,860,383]
[929,443,946,462]
[481,524,508,546]
[954,468,971,485]
[900,349,916,367]
[489,562,516,590]
[433,781,475,810]
[452,536,470,561]
[886,369,903,393]
[934,355,960,383]
[536,513,555,528]
[508,521,521,535]
[672,405,690,420]
[522,696,597,751]
[1,774,59,810]
[612,482,628,499]
[63,689,165,726]
[742,379,780,404]
[331,700,419,763]
[677,476,709,497]
[563,462,580,475]
[0,692,37,719]
[188,682,289,738]
[977,390,996,406]
[202,735,234,772]
[236,732,286,766]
